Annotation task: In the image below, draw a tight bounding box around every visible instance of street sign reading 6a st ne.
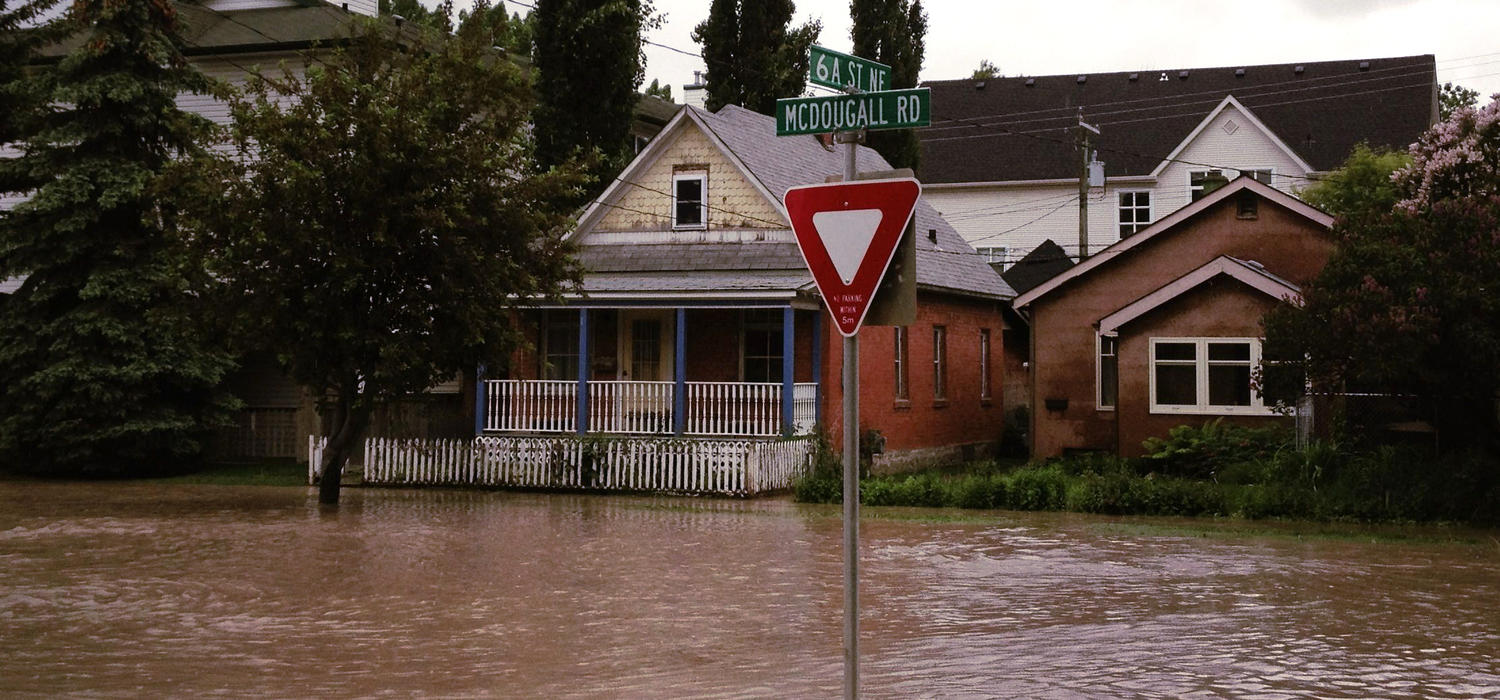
[809,45,890,93]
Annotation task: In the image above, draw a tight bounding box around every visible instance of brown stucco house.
[1011,176,1335,457]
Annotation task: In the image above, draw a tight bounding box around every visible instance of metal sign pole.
[840,131,860,700]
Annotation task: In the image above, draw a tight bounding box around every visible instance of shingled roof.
[576,104,1014,301]
[918,55,1436,184]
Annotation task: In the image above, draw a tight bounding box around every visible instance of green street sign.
[809,45,890,93]
[776,88,931,136]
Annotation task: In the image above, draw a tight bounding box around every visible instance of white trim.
[570,106,789,241]
[1149,337,1274,416]
[671,171,708,230]
[1012,177,1332,310]
[1097,256,1303,335]
[1116,189,1153,237]
[1149,95,1314,178]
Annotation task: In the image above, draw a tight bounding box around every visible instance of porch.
[482,380,818,437]
[479,305,824,439]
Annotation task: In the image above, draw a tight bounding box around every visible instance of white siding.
[1153,102,1310,215]
[930,101,1313,264]
[927,182,1121,265]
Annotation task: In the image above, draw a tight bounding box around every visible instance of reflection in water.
[1,483,1497,698]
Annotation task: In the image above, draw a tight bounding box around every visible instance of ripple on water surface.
[0,482,1497,698]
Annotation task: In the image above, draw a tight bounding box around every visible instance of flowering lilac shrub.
[1395,93,1500,212]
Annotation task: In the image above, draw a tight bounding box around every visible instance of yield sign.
[784,178,921,336]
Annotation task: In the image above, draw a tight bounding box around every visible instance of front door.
[617,310,675,431]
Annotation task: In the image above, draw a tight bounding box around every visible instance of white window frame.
[1097,334,1117,411]
[976,246,1007,266]
[1148,337,1274,415]
[672,172,707,230]
[1116,190,1152,238]
[1188,168,1274,200]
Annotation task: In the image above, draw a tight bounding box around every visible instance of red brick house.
[1011,177,1334,457]
[483,104,1014,469]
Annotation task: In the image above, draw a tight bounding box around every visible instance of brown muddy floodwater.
[1,483,1498,698]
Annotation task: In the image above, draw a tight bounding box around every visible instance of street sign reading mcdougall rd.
[775,87,931,136]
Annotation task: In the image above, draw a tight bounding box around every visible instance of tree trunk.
[318,396,372,506]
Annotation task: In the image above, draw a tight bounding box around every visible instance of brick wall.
[820,291,1007,464]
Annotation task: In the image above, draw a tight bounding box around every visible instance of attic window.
[1236,191,1259,219]
[672,172,707,230]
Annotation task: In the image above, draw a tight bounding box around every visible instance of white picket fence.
[308,434,815,496]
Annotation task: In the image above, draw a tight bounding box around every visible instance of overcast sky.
[469,0,1500,104]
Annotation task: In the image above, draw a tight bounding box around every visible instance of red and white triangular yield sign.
[784,178,921,336]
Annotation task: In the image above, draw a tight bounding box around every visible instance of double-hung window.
[1117,191,1151,237]
[672,172,707,229]
[976,246,1008,266]
[893,326,909,401]
[541,310,580,381]
[741,309,783,383]
[1150,337,1269,414]
[932,326,948,401]
[1098,335,1118,410]
[979,329,992,401]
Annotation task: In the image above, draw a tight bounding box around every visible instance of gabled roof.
[41,3,381,58]
[918,54,1435,184]
[574,104,1015,301]
[1097,256,1302,335]
[999,239,1074,296]
[1013,176,1333,310]
[1149,95,1312,177]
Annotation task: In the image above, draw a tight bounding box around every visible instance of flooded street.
[2,483,1498,698]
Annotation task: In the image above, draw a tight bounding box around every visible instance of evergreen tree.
[0,0,60,146]
[691,0,819,115]
[850,0,926,169]
[189,20,584,504]
[0,0,237,477]
[532,0,654,199]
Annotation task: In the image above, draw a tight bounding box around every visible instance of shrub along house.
[1011,177,1334,457]
[474,103,1014,487]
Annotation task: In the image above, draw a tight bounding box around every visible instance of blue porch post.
[674,307,686,436]
[782,306,796,437]
[576,308,590,435]
[473,363,486,436]
[812,311,823,428]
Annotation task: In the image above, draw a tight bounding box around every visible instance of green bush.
[1002,465,1068,510]
[1141,419,1292,480]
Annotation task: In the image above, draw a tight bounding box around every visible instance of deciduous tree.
[1296,143,1410,217]
[189,20,584,504]
[0,0,237,477]
[1264,96,1500,449]
[691,0,819,114]
[850,0,926,169]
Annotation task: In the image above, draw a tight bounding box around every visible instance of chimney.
[682,71,708,110]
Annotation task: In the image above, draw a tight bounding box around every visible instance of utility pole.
[1077,109,1099,261]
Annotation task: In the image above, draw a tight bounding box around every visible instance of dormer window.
[672,171,707,229]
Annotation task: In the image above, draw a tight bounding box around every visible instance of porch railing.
[484,379,817,437]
